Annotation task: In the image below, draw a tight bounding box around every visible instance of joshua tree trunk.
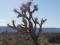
[33,37,38,45]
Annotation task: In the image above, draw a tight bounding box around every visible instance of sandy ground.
[49,43,60,45]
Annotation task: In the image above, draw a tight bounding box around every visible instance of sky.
[0,0,60,28]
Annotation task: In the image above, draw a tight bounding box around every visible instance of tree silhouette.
[8,0,47,45]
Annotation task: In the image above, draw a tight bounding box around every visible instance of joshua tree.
[8,0,47,45]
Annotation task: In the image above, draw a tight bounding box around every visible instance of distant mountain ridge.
[0,26,16,32]
[0,26,60,32]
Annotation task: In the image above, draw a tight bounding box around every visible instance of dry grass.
[0,32,60,45]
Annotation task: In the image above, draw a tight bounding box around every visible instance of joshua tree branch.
[37,19,47,38]
[8,20,17,29]
[31,5,38,13]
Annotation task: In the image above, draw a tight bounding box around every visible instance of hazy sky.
[0,0,60,28]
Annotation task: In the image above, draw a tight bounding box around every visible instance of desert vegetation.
[1,0,60,45]
[7,0,47,45]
